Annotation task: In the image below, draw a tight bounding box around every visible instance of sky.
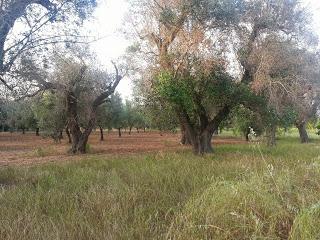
[85,0,132,99]
[86,0,320,100]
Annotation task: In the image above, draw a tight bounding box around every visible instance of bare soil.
[0,130,246,166]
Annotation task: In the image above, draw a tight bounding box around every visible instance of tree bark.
[67,91,94,154]
[65,62,123,154]
[178,106,230,155]
[36,127,40,136]
[267,125,276,147]
[66,127,72,144]
[118,128,122,137]
[180,125,191,145]
[296,122,309,143]
[245,127,250,142]
[129,126,132,135]
[22,128,25,134]
[99,126,104,141]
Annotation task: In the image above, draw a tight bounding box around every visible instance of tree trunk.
[118,128,121,137]
[70,134,88,154]
[67,91,95,154]
[245,127,250,142]
[178,105,230,155]
[99,126,104,141]
[180,125,191,145]
[136,128,139,133]
[22,128,25,134]
[296,122,309,143]
[129,126,132,135]
[191,130,214,155]
[267,125,276,147]
[59,130,63,139]
[66,128,72,144]
[36,127,40,136]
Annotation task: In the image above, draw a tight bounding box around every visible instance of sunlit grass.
[0,137,320,239]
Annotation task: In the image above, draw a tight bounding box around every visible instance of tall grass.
[0,137,320,239]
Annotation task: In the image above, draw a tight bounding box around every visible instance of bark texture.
[66,127,72,143]
[178,106,230,155]
[99,127,104,141]
[267,125,276,147]
[296,122,309,143]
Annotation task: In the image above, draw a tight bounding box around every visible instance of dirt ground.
[0,130,246,166]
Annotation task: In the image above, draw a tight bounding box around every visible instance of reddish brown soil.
[0,131,246,166]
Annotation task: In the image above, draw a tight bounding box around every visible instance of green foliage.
[0,100,38,132]
[155,71,195,112]
[33,93,66,137]
[109,93,126,129]
[316,122,320,135]
[230,105,264,137]
[96,103,113,130]
[145,99,178,132]
[278,107,298,130]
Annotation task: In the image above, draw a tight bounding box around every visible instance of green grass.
[1,137,320,239]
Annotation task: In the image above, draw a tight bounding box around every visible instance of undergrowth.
[0,137,320,239]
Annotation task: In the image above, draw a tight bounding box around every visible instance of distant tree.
[96,103,113,141]
[144,97,178,135]
[110,93,126,137]
[123,100,135,134]
[0,100,9,131]
[33,93,67,142]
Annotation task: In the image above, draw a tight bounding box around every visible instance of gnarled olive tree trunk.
[66,127,72,143]
[296,121,309,143]
[266,125,276,147]
[178,106,230,155]
[65,62,122,154]
[67,91,96,154]
[180,124,191,145]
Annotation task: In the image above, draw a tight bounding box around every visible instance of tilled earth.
[0,131,246,166]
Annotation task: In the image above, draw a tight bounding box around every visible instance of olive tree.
[0,0,97,91]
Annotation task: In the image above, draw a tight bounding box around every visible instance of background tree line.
[0,0,320,155]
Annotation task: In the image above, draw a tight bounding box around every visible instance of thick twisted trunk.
[178,106,229,155]
[67,91,95,154]
[191,129,214,155]
[266,125,276,147]
[66,127,72,143]
[69,121,95,154]
[296,122,309,143]
[180,124,191,145]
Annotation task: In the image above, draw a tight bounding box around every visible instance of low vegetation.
[1,136,320,239]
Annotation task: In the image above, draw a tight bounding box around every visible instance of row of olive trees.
[0,92,151,140]
[127,0,320,154]
[1,0,320,156]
